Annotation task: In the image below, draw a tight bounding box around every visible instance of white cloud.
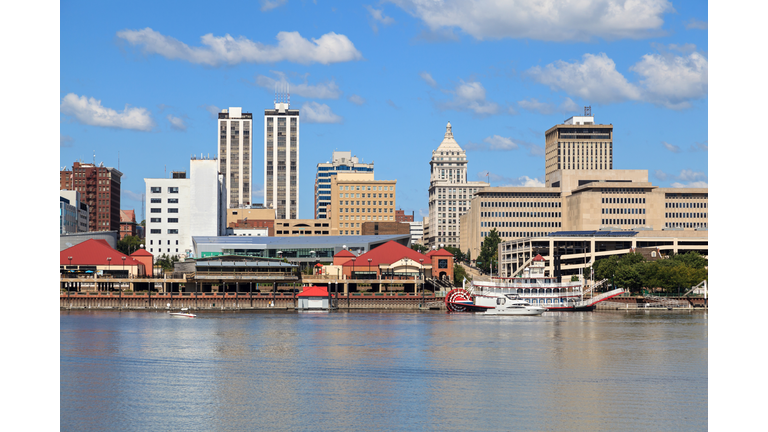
[122,190,144,202]
[301,102,343,123]
[677,169,707,182]
[251,184,265,202]
[690,140,708,152]
[167,115,187,131]
[526,53,642,104]
[365,5,395,32]
[261,0,287,12]
[60,134,74,148]
[389,0,673,42]
[670,181,708,188]
[685,18,707,30]
[662,141,680,153]
[439,80,500,115]
[200,104,220,119]
[116,28,363,66]
[478,171,544,187]
[419,71,438,88]
[653,170,668,181]
[386,99,401,110]
[526,47,707,109]
[348,94,366,105]
[60,93,154,131]
[483,135,517,150]
[559,97,580,113]
[518,97,580,115]
[630,48,708,109]
[254,71,341,99]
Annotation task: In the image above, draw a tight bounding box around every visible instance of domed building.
[426,122,489,249]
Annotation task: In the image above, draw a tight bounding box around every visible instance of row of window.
[666,213,707,219]
[149,218,179,223]
[148,239,179,245]
[150,187,179,194]
[340,207,393,213]
[149,248,179,254]
[603,208,645,215]
[151,198,179,204]
[602,219,645,225]
[604,197,645,204]
[149,229,179,234]
[481,231,552,238]
[150,208,179,213]
[482,211,562,219]
[482,201,561,208]
[666,202,706,208]
[665,222,707,228]
[339,185,394,191]
[483,221,562,228]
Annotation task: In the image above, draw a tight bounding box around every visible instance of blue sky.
[59,0,708,221]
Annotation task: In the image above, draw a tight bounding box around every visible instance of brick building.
[361,221,411,236]
[120,210,138,239]
[395,209,414,223]
[62,162,123,232]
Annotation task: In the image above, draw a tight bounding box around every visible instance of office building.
[145,158,226,259]
[544,109,613,182]
[395,209,414,223]
[62,161,122,232]
[427,122,489,249]
[328,172,397,236]
[315,151,374,219]
[218,107,253,209]
[120,210,138,239]
[264,93,299,219]
[60,190,89,233]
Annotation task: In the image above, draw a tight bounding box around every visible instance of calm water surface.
[60,310,707,431]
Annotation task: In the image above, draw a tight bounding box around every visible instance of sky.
[59,0,708,222]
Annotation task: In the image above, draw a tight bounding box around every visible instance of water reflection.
[61,310,707,431]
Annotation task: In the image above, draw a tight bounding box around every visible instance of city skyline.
[59,1,708,222]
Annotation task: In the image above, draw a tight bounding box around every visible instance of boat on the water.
[477,293,546,316]
[169,309,196,318]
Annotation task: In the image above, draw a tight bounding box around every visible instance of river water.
[60,310,707,431]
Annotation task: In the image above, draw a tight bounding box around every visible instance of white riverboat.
[445,255,625,312]
[477,293,546,316]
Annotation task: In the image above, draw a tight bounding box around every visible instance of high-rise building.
[264,93,299,219]
[315,151,374,219]
[328,172,397,235]
[427,122,488,249]
[145,158,225,259]
[63,162,122,232]
[544,109,613,184]
[60,190,89,232]
[218,107,253,209]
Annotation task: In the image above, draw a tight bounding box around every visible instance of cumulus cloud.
[252,184,265,201]
[386,99,401,110]
[469,135,544,157]
[260,0,287,12]
[478,171,544,187]
[655,169,707,186]
[389,0,673,42]
[60,134,74,148]
[419,71,438,88]
[348,94,366,105]
[301,102,343,123]
[517,97,579,115]
[526,47,707,109]
[662,141,680,153]
[438,80,500,115]
[167,115,187,131]
[365,5,395,33]
[253,71,341,99]
[690,140,708,152]
[116,28,363,66]
[200,104,220,119]
[685,18,707,30]
[60,93,154,131]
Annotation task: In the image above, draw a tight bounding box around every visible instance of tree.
[411,243,429,254]
[670,251,708,269]
[155,254,179,272]
[444,246,465,263]
[117,235,143,255]
[453,264,470,286]
[478,229,501,274]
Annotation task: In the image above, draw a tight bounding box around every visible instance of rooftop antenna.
[584,106,592,116]
[288,82,290,106]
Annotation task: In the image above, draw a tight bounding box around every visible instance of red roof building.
[120,209,138,240]
[61,239,146,276]
[337,241,454,281]
[298,286,329,297]
[332,249,355,266]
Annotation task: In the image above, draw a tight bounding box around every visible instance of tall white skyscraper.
[264,91,299,219]
[218,107,253,209]
[427,122,488,249]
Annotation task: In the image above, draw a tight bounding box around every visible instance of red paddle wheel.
[445,288,473,312]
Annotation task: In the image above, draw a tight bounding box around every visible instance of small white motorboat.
[480,294,547,316]
[169,308,196,318]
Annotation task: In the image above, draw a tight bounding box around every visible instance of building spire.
[445,121,453,138]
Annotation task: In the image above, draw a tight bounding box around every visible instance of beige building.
[264,93,299,219]
[544,112,613,180]
[226,208,275,227]
[460,114,707,275]
[328,172,397,235]
[218,107,253,209]
[427,122,488,249]
[274,219,332,236]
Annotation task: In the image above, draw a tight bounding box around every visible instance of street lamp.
[352,257,356,280]
[107,257,112,275]
[419,258,424,297]
[68,256,73,267]
[368,258,372,280]
[122,256,126,273]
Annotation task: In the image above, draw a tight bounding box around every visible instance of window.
[150,229,161,234]
[168,229,178,234]
[168,218,179,223]
[168,208,179,213]
[151,198,161,203]
[168,198,178,204]
[150,218,161,223]
[150,208,161,213]
[168,187,179,194]
[151,187,161,193]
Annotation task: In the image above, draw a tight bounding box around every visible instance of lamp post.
[419,258,424,298]
[122,256,126,273]
[352,257,356,280]
[68,256,73,267]
[107,257,112,275]
[368,258,372,280]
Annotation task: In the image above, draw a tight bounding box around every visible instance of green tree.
[117,235,143,255]
[616,265,643,293]
[453,264,470,286]
[155,254,179,272]
[411,243,429,254]
[670,251,708,269]
[478,229,501,274]
[444,246,465,263]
